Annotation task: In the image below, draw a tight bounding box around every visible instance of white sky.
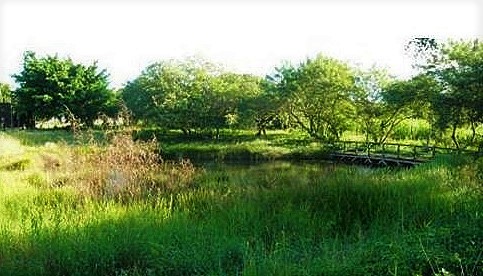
[0,0,481,89]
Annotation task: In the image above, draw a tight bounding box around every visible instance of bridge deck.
[330,153,424,167]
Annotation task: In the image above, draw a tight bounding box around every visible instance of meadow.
[0,129,482,275]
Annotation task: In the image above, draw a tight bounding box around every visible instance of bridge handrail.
[327,140,480,160]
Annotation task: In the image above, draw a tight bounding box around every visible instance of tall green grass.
[0,132,481,275]
[392,119,432,142]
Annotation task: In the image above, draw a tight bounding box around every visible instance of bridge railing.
[328,141,480,161]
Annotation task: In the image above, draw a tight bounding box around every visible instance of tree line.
[1,38,482,148]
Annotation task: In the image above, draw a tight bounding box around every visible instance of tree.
[122,58,215,133]
[355,68,440,144]
[380,75,440,144]
[123,57,264,136]
[12,51,115,128]
[404,38,483,149]
[354,68,393,143]
[207,73,262,137]
[0,83,13,129]
[122,57,266,136]
[275,54,358,141]
[253,64,299,136]
[120,69,161,126]
[405,37,441,73]
[0,83,11,103]
[432,40,483,148]
[243,88,284,136]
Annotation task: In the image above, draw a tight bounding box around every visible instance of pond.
[194,159,376,175]
[188,160,378,191]
[194,159,337,173]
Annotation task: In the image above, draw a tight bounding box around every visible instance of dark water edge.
[160,146,331,163]
[163,149,411,171]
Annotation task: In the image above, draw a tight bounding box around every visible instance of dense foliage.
[12,51,118,128]
[266,55,358,141]
[120,39,482,148]
[122,58,263,136]
[432,41,483,148]
[4,39,483,148]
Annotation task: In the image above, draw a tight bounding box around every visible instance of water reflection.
[194,160,383,179]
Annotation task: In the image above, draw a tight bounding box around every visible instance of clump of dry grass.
[71,133,198,201]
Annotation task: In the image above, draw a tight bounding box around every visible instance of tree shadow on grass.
[0,211,246,276]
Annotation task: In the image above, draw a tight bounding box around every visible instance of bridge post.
[397,144,400,159]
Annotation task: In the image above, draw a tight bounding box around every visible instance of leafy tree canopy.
[271,54,358,141]
[122,57,262,135]
[433,40,483,147]
[12,51,116,127]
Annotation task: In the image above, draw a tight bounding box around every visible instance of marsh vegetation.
[0,130,481,275]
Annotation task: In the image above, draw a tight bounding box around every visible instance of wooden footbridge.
[327,141,480,168]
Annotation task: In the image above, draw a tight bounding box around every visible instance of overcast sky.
[0,0,481,88]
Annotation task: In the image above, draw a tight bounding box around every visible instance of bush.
[66,133,198,202]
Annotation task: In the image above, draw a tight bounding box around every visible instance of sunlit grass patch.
[0,134,28,172]
[0,133,25,156]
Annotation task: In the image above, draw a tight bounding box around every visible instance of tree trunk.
[451,124,459,149]
[469,121,476,144]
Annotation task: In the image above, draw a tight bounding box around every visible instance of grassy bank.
[4,128,480,163]
[132,128,330,162]
[3,128,330,162]
[0,130,482,275]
